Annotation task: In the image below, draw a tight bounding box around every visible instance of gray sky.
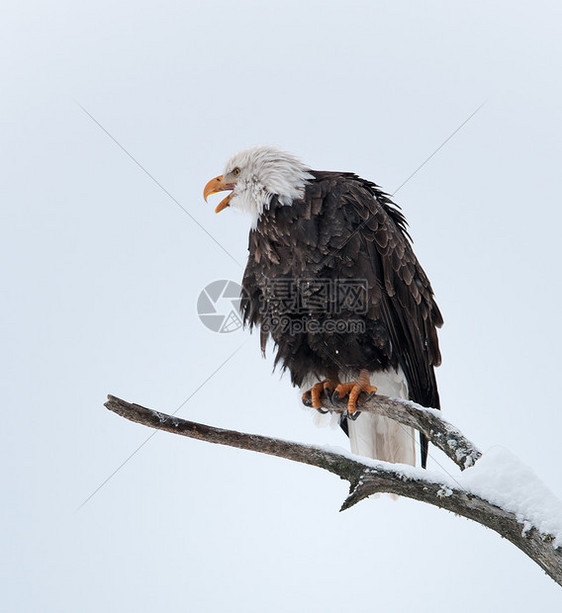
[2,1,562,610]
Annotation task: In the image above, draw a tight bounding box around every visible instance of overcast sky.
[2,1,562,610]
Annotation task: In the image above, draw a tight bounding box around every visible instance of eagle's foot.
[333,372,377,418]
[302,379,339,413]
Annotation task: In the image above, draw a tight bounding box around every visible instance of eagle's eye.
[231,167,241,177]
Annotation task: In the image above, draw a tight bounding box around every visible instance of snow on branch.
[105,394,562,587]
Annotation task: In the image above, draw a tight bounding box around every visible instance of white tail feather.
[347,368,416,466]
[348,412,416,464]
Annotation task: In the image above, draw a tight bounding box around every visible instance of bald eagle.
[204,146,442,468]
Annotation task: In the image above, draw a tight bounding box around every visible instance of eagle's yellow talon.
[334,371,378,414]
[303,378,340,412]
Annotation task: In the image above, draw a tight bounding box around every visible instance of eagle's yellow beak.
[203,175,235,213]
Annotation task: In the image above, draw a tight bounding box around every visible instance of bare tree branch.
[105,394,562,587]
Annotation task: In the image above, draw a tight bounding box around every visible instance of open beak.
[203,175,235,213]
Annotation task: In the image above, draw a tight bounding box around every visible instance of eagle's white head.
[203,145,313,226]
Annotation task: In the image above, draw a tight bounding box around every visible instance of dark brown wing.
[326,173,442,467]
[353,176,442,394]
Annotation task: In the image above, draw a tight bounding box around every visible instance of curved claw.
[347,409,362,421]
[303,380,340,413]
[327,389,340,407]
[331,388,347,406]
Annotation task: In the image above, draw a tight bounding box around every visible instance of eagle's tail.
[346,368,416,466]
[347,412,416,464]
